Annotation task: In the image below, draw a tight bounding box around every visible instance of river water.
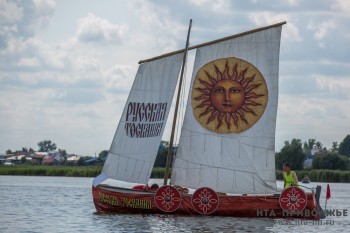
[0,176,349,232]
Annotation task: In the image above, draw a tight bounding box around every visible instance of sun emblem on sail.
[192,57,268,133]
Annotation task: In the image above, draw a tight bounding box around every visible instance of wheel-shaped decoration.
[154,185,181,212]
[279,187,307,214]
[191,187,219,215]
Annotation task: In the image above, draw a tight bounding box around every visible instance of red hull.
[92,184,321,219]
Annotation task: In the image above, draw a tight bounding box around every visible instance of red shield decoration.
[191,187,219,215]
[154,185,181,212]
[279,187,307,214]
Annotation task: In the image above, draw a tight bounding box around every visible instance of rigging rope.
[173,51,189,156]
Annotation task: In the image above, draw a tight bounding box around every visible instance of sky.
[1,0,349,156]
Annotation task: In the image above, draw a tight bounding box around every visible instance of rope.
[173,51,188,154]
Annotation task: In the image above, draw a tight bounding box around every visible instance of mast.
[163,19,192,185]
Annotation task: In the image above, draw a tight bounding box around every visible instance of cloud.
[0,0,55,39]
[279,59,350,102]
[0,37,67,71]
[128,0,186,52]
[75,13,128,44]
[52,89,105,104]
[1,0,349,155]
[247,12,302,42]
[0,0,54,50]
[188,0,232,13]
[307,20,337,47]
[17,57,41,67]
[316,75,350,95]
[0,1,65,71]
[103,65,135,91]
[287,0,300,6]
[0,9,131,73]
[0,0,22,31]
[331,0,350,14]
[276,93,350,149]
[76,56,101,72]
[249,0,300,6]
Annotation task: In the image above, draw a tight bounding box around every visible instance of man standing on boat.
[283,162,299,188]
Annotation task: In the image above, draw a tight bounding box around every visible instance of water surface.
[0,176,349,232]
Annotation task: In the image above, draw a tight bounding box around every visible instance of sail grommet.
[154,185,182,212]
[279,187,307,214]
[191,187,219,215]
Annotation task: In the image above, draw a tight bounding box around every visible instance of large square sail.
[171,25,282,194]
[97,53,183,185]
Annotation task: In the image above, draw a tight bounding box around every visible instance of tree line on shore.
[4,135,350,172]
[275,135,350,171]
[2,165,350,183]
[4,140,101,166]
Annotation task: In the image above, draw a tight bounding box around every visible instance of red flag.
[326,184,331,199]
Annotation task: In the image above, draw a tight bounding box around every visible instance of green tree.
[330,142,338,152]
[303,139,323,155]
[37,140,57,152]
[99,150,109,159]
[276,139,306,170]
[160,140,169,147]
[338,135,350,158]
[59,149,67,158]
[154,141,169,167]
[59,149,67,164]
[6,149,13,155]
[312,151,349,170]
[21,156,27,164]
[77,156,92,166]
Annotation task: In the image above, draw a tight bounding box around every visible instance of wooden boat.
[92,20,325,219]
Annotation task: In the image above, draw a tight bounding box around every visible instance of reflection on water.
[92,213,274,233]
[0,176,349,233]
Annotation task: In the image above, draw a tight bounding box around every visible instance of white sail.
[171,25,282,194]
[97,53,184,185]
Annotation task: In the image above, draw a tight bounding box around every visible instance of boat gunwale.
[96,183,317,197]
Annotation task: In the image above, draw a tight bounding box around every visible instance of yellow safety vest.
[283,171,298,188]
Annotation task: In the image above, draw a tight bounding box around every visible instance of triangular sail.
[171,25,283,194]
[95,53,183,186]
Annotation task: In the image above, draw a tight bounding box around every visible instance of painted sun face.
[210,80,245,113]
[192,57,268,134]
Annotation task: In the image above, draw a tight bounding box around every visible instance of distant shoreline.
[0,165,167,178]
[1,165,350,182]
[276,169,350,183]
